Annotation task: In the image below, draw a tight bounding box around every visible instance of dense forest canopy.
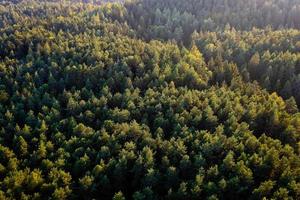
[0,0,300,199]
[121,0,300,42]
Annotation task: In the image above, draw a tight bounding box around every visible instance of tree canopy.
[0,0,300,199]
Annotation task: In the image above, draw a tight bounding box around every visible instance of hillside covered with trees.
[0,0,300,199]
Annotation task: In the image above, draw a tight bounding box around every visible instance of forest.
[0,0,300,199]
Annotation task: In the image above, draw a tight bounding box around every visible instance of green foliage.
[0,0,299,199]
